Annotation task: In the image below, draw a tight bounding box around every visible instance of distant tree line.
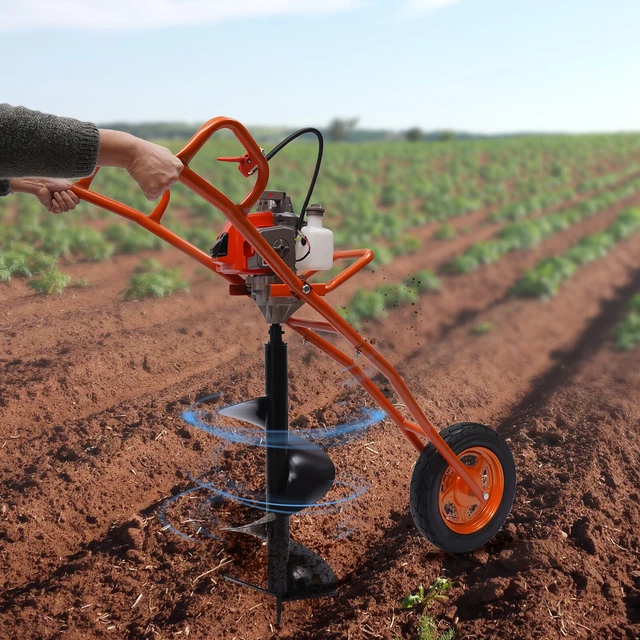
[100,118,544,144]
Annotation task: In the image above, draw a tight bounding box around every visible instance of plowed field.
[1,166,640,640]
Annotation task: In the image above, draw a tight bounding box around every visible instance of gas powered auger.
[71,117,517,623]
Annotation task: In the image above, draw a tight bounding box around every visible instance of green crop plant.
[349,289,386,320]
[336,305,361,328]
[0,244,57,280]
[405,269,441,293]
[433,224,457,241]
[614,295,640,351]
[607,207,640,240]
[402,577,453,609]
[445,254,478,274]
[68,228,115,262]
[417,615,456,640]
[513,208,640,299]
[28,269,71,294]
[376,283,419,308]
[42,227,73,257]
[565,232,614,265]
[122,259,189,301]
[105,224,165,254]
[402,578,455,640]
[390,234,423,256]
[367,245,394,270]
[511,256,577,299]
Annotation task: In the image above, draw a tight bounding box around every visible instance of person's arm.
[0,104,99,179]
[0,105,183,208]
[96,129,183,201]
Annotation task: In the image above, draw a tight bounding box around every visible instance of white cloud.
[402,0,461,16]
[0,0,364,31]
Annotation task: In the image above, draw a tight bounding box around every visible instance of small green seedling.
[402,578,455,640]
[418,614,456,640]
[402,577,453,609]
[471,322,493,335]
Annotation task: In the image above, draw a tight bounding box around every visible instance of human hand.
[97,129,183,201]
[126,139,184,201]
[9,177,80,214]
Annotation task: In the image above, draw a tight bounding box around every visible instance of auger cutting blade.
[218,396,270,428]
[284,540,337,600]
[221,512,274,540]
[276,433,335,513]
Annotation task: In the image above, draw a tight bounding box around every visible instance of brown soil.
[1,193,640,639]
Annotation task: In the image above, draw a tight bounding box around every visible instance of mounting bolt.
[302,284,312,294]
[483,492,489,501]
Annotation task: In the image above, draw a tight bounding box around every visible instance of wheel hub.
[438,447,504,534]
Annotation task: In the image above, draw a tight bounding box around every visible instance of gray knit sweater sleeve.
[0,104,100,196]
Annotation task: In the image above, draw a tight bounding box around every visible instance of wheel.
[410,422,516,553]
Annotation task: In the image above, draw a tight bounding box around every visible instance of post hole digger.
[71,117,517,623]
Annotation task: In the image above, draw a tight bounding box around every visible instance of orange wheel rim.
[438,447,504,534]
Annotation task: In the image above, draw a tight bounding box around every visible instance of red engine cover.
[212,211,275,275]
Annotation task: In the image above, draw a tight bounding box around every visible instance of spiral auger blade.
[222,324,337,624]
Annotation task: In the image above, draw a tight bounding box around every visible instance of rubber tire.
[410,422,516,554]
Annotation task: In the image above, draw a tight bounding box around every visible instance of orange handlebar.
[72,116,268,222]
[177,116,268,214]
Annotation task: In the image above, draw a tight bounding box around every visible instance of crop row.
[512,208,640,298]
[339,269,441,325]
[614,294,640,351]
[489,163,640,224]
[445,178,640,274]
[333,159,640,251]
[123,259,189,300]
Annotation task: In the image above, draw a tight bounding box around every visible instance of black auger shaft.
[265,323,289,624]
[222,323,337,624]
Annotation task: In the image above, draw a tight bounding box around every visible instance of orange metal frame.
[71,116,486,504]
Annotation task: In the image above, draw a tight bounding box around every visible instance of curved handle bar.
[75,168,172,223]
[177,116,268,214]
[72,116,268,222]
[70,117,270,286]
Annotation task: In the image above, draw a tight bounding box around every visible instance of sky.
[1,0,639,134]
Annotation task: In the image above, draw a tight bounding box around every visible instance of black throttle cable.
[265,127,324,232]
